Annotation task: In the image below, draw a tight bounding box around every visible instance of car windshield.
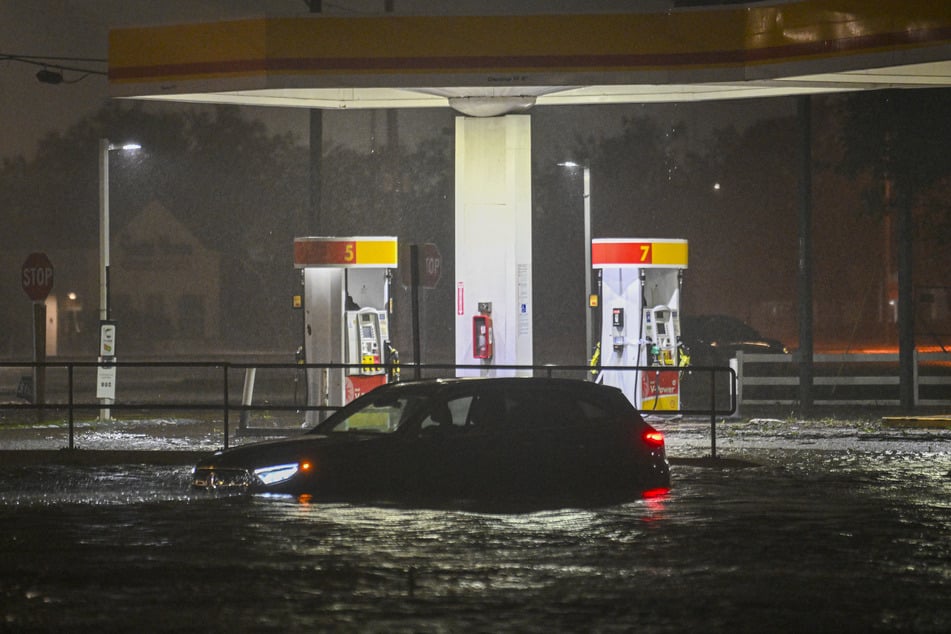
[687,316,759,341]
[311,392,431,434]
[720,319,760,340]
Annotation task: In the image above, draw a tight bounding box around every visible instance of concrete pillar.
[303,267,345,423]
[454,115,533,376]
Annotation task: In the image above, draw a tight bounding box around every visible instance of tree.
[837,89,951,236]
[836,88,951,408]
[318,114,456,363]
[532,112,701,363]
[0,101,310,356]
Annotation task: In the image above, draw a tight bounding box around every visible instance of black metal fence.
[1,360,736,454]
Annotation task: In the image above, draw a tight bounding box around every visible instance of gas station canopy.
[109,0,951,114]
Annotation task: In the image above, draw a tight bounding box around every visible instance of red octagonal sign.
[399,243,442,289]
[21,252,54,302]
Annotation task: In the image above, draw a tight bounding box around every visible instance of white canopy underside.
[124,60,951,115]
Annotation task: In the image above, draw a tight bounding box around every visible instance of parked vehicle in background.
[680,314,788,366]
[193,377,670,506]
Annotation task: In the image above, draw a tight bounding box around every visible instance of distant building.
[111,201,221,353]
[0,200,222,358]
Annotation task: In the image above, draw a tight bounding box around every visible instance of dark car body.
[680,314,788,366]
[193,377,669,505]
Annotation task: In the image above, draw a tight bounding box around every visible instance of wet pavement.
[1,412,949,631]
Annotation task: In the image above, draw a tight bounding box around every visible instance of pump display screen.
[656,322,666,336]
[362,325,374,338]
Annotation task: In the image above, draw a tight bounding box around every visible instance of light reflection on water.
[0,448,948,632]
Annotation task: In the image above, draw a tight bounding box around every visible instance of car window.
[324,394,427,433]
[420,395,473,431]
[506,388,586,429]
[725,319,758,340]
[466,389,509,430]
[575,396,618,423]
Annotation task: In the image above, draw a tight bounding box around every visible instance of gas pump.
[592,238,688,411]
[346,307,387,374]
[294,236,398,424]
[642,305,681,367]
[639,305,684,410]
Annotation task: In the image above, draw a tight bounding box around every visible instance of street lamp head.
[36,69,64,84]
[105,141,142,152]
[558,161,582,168]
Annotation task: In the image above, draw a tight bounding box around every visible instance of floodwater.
[1,419,949,632]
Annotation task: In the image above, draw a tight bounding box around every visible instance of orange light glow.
[300,461,313,472]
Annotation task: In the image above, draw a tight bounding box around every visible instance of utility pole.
[797,96,814,416]
[308,1,323,234]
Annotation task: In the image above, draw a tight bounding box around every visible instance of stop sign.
[21,252,54,302]
[400,243,442,289]
[418,243,442,288]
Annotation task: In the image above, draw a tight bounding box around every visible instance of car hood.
[719,337,784,349]
[196,433,382,470]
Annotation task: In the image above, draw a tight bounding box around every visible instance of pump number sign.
[294,237,398,268]
[591,239,688,269]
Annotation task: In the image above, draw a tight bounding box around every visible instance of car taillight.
[642,427,665,447]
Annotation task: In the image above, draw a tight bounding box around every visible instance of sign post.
[400,242,442,289]
[399,243,442,377]
[21,252,54,422]
[97,321,117,420]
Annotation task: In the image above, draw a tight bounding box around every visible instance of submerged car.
[193,377,670,504]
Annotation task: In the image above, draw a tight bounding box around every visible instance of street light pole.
[99,138,110,323]
[98,138,112,421]
[97,138,140,420]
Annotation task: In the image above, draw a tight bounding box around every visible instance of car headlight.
[253,463,301,485]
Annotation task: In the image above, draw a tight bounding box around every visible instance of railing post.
[913,349,920,407]
[731,353,742,418]
[68,363,75,450]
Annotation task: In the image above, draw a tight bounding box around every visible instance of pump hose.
[387,345,400,382]
[589,342,601,376]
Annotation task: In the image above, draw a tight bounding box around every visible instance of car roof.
[377,376,623,395]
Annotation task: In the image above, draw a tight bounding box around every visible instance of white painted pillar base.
[303,267,345,423]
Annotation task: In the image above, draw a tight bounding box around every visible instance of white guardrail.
[733,350,951,410]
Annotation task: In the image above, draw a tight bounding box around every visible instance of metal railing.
[1,360,737,455]
[734,350,951,411]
